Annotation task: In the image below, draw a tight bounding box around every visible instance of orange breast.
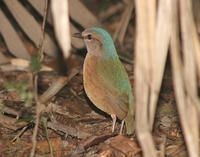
[83,55,127,120]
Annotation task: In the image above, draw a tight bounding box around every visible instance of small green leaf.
[16,117,34,123]
[20,92,26,100]
[30,56,41,72]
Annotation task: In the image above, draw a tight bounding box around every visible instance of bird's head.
[73,27,118,58]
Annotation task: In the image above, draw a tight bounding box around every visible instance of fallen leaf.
[36,137,63,156]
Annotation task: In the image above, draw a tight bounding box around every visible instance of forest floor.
[0,0,187,156]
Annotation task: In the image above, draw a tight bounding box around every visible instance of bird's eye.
[87,34,92,40]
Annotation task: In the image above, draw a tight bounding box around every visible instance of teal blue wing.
[96,57,133,112]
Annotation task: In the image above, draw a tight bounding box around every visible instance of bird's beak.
[72,32,83,39]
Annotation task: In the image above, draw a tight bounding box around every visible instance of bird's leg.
[111,114,117,133]
[119,120,125,135]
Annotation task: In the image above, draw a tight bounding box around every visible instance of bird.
[73,27,134,135]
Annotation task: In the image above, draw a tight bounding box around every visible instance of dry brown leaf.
[69,0,101,28]
[165,142,185,156]
[4,0,58,57]
[109,135,141,155]
[0,9,30,59]
[98,147,125,157]
[36,137,63,156]
[79,134,115,150]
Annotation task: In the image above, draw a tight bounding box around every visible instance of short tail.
[125,111,134,135]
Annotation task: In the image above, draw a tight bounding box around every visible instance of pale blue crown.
[88,27,118,58]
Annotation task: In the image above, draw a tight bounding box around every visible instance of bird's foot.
[119,120,125,135]
[111,114,116,133]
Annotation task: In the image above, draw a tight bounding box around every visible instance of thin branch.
[29,0,49,157]
[30,75,40,157]
[38,0,49,62]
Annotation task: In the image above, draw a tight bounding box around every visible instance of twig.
[30,0,49,157]
[2,106,20,119]
[30,75,40,157]
[38,0,49,62]
[12,124,30,142]
[118,2,134,45]
[113,0,134,45]
[41,117,53,157]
